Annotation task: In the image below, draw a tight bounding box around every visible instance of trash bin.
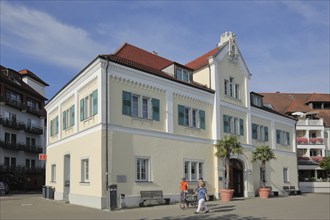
[108,184,117,210]
[42,185,46,198]
[46,186,55,199]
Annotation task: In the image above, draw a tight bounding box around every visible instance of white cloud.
[282,1,329,26]
[1,2,104,70]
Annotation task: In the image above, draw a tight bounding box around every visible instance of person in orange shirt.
[179,177,189,209]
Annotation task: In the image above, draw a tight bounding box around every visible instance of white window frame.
[176,68,190,82]
[131,94,152,119]
[81,158,89,182]
[283,167,289,183]
[136,157,150,182]
[51,164,56,182]
[184,160,204,181]
[224,77,240,100]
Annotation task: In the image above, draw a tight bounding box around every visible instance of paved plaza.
[1,193,329,219]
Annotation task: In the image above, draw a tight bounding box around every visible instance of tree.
[215,135,243,190]
[251,145,276,188]
[319,156,330,177]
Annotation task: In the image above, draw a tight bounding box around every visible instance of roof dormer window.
[175,67,191,83]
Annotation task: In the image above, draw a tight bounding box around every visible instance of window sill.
[135,180,153,183]
[79,182,90,186]
[131,116,154,122]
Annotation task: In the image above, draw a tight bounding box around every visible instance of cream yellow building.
[45,32,298,209]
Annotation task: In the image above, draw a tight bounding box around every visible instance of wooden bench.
[283,186,301,195]
[139,190,170,207]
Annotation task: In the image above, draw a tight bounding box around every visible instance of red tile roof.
[306,93,330,103]
[186,47,219,70]
[100,43,214,93]
[261,92,330,127]
[113,43,173,71]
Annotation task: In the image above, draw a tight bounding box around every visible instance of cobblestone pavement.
[1,193,329,219]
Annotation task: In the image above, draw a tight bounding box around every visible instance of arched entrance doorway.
[229,159,244,197]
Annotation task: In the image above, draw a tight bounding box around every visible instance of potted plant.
[215,135,243,202]
[251,145,276,199]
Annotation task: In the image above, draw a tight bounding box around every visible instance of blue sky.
[1,0,329,100]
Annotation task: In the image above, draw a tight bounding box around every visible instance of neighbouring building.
[45,32,298,209]
[0,65,48,190]
[261,92,330,192]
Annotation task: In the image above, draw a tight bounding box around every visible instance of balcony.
[297,119,323,126]
[0,139,42,154]
[0,165,45,174]
[296,137,324,145]
[26,106,45,117]
[25,124,43,135]
[0,116,26,130]
[4,96,26,111]
[0,115,43,135]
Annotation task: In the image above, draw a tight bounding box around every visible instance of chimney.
[218,31,236,47]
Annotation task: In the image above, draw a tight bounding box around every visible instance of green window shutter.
[50,120,53,136]
[55,116,59,134]
[223,115,230,133]
[80,99,84,121]
[264,127,269,141]
[122,91,131,116]
[276,130,281,144]
[152,98,160,121]
[71,105,75,126]
[252,123,257,139]
[178,105,184,125]
[199,110,205,129]
[93,90,98,115]
[286,132,290,145]
[62,111,66,130]
[240,119,244,136]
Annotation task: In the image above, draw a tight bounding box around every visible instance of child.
[179,177,189,209]
[194,181,209,214]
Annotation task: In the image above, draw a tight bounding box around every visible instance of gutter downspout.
[105,58,109,190]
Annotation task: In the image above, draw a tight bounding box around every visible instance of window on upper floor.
[178,105,205,129]
[223,115,244,136]
[252,123,269,141]
[27,118,37,127]
[175,68,191,83]
[5,111,16,121]
[122,91,160,121]
[27,98,40,111]
[224,77,240,99]
[276,129,290,146]
[26,137,36,147]
[251,94,263,107]
[80,90,98,121]
[63,105,75,130]
[5,132,16,144]
[50,116,59,137]
[5,90,21,104]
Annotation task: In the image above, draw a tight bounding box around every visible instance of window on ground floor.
[136,157,150,182]
[81,158,89,182]
[283,167,289,183]
[51,164,56,182]
[184,160,204,181]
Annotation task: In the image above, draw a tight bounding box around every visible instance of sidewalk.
[1,193,329,219]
